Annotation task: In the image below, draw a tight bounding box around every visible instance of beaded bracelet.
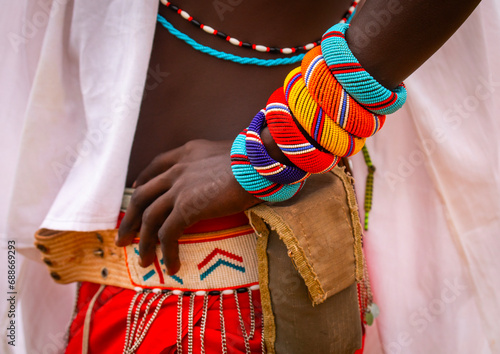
[284,68,366,157]
[266,89,340,174]
[321,23,407,115]
[229,6,409,204]
[301,46,386,137]
[246,110,310,185]
[231,129,305,202]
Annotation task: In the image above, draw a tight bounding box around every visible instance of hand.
[116,139,261,275]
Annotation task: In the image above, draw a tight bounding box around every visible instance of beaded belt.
[34,188,259,292]
[126,224,259,291]
[34,225,259,293]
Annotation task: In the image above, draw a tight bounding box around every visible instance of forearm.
[346,0,482,88]
[261,0,482,158]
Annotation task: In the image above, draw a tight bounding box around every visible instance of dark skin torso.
[127,0,354,186]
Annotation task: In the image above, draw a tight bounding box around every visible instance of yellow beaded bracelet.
[284,68,365,157]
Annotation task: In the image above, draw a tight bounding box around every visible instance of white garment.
[353,2,500,352]
[0,0,157,352]
[1,0,499,353]
[2,0,158,249]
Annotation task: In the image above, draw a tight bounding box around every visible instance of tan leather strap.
[82,284,105,354]
[34,229,133,289]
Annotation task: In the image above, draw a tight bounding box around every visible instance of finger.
[116,165,184,246]
[138,191,175,267]
[134,147,184,186]
[158,206,195,275]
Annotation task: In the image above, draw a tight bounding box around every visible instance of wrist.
[260,126,296,167]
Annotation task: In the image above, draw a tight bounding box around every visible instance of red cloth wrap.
[65,212,365,353]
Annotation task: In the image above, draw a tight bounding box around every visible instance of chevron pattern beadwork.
[124,225,258,291]
[198,248,246,281]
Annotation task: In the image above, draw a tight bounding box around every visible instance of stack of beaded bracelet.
[231,23,407,202]
[246,110,310,185]
[284,67,366,157]
[265,89,340,174]
[300,46,386,137]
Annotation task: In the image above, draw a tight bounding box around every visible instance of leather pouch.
[246,166,364,354]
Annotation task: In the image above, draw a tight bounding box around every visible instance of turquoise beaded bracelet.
[231,129,305,202]
[321,23,407,115]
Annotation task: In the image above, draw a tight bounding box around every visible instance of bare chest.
[127,0,353,185]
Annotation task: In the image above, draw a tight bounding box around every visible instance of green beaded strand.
[362,146,375,231]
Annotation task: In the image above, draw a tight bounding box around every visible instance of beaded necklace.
[157,0,359,66]
[156,15,305,67]
[160,0,359,55]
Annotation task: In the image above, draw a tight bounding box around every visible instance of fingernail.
[132,181,137,188]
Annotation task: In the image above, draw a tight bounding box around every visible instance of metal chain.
[219,294,227,354]
[123,288,263,353]
[130,292,149,347]
[187,293,196,354]
[131,293,160,346]
[177,293,184,354]
[123,291,141,353]
[200,294,209,354]
[363,257,374,305]
[360,255,375,321]
[126,293,171,353]
[234,290,251,354]
[247,288,256,339]
[125,292,148,352]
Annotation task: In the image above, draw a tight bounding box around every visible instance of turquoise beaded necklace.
[156,1,358,67]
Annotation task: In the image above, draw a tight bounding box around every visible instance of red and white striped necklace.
[160,0,360,55]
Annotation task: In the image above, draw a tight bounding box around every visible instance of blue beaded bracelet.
[246,110,310,185]
[321,23,407,115]
[231,129,305,202]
